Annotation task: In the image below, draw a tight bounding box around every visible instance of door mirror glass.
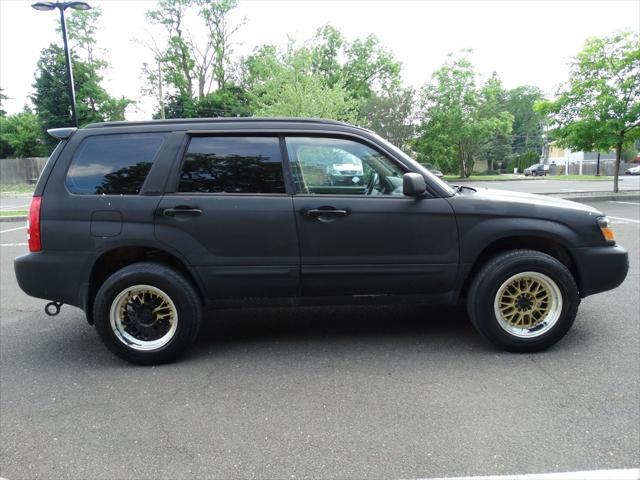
[403,173,427,197]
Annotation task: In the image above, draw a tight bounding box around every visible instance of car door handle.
[162,206,202,217]
[302,208,349,218]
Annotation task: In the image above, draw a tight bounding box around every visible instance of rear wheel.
[467,249,579,352]
[93,262,202,364]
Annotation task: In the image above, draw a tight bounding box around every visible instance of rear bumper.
[14,251,91,308]
[571,244,629,297]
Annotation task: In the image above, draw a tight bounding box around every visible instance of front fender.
[458,216,582,265]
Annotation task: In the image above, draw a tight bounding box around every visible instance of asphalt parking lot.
[1,199,638,479]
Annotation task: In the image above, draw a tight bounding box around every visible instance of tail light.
[28,196,42,252]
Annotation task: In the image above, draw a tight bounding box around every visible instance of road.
[455,175,640,194]
[1,200,638,479]
[0,197,31,211]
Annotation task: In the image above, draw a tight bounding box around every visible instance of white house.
[545,142,616,175]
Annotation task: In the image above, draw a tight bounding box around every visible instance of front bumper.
[14,251,91,308]
[570,244,629,297]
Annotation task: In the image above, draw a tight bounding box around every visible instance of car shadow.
[5,303,491,369]
[187,303,487,360]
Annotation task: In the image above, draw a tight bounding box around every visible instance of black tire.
[93,262,202,365]
[466,249,579,352]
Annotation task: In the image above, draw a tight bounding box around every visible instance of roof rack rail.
[83,117,351,129]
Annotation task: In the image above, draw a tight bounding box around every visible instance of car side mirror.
[403,173,427,197]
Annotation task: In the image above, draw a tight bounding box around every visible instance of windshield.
[371,133,457,196]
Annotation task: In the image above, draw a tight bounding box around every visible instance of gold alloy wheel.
[109,285,178,351]
[493,271,563,338]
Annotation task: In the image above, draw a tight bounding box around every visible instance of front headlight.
[597,216,616,243]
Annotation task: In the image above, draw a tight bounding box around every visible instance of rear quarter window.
[66,133,167,195]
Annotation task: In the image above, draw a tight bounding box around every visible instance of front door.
[155,135,299,299]
[285,136,458,297]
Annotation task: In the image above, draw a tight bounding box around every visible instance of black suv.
[14,118,629,364]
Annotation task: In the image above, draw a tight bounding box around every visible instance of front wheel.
[93,262,202,364]
[467,249,579,352]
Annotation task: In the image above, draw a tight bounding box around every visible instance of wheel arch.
[84,245,205,325]
[460,235,580,299]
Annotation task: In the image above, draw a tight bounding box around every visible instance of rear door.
[285,135,458,297]
[155,134,299,300]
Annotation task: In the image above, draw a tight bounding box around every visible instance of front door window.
[285,137,406,196]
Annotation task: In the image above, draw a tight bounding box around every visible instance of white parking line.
[0,203,29,210]
[417,467,640,480]
[608,201,640,205]
[0,242,27,247]
[608,216,640,224]
[0,225,27,234]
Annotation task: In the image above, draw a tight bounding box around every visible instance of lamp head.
[31,2,56,11]
[67,2,92,10]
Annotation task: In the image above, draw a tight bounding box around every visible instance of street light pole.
[32,2,92,128]
[58,6,77,127]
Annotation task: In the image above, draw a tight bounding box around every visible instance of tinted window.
[286,137,405,196]
[66,133,167,195]
[178,137,285,194]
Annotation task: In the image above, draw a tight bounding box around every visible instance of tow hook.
[45,301,63,316]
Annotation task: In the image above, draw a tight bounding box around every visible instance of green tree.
[0,108,47,158]
[307,25,402,115]
[65,6,102,67]
[195,84,251,117]
[479,73,514,171]
[0,89,7,117]
[31,44,75,152]
[0,89,10,157]
[144,0,245,116]
[147,0,195,100]
[246,43,356,121]
[342,33,401,105]
[506,85,545,155]
[414,52,513,177]
[66,7,132,123]
[197,0,245,91]
[536,31,640,192]
[359,87,416,149]
[31,44,131,146]
[244,26,403,124]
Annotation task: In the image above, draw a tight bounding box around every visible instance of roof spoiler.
[47,127,77,140]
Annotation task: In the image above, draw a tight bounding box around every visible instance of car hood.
[466,187,602,215]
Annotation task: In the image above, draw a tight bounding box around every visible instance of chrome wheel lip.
[109,284,178,351]
[493,271,563,339]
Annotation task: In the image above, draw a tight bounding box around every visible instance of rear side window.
[66,133,167,195]
[178,136,285,194]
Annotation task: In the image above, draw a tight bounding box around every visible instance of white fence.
[549,161,635,176]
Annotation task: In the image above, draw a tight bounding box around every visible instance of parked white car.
[624,165,640,175]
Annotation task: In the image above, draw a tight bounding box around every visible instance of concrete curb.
[0,216,27,222]
[548,191,640,202]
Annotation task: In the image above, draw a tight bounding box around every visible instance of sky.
[1,0,639,120]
